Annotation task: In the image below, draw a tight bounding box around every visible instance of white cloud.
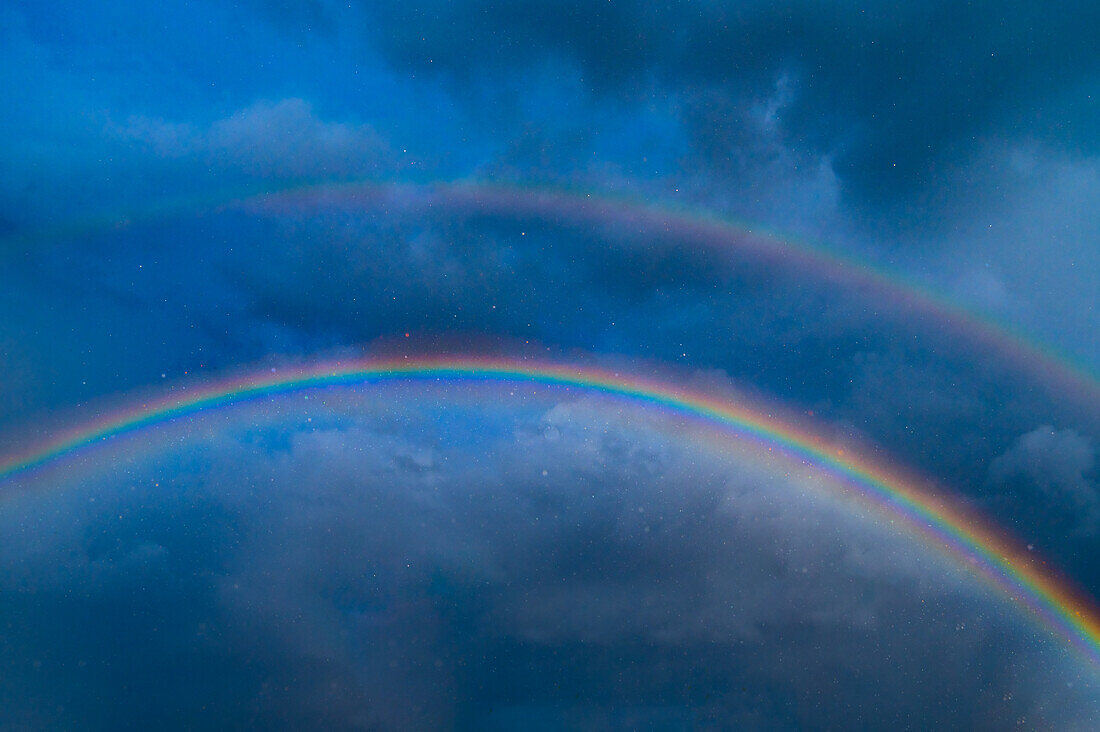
[111,98,392,178]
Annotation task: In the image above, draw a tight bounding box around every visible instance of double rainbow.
[2,356,1099,666]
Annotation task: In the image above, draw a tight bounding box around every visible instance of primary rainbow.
[2,355,1100,666]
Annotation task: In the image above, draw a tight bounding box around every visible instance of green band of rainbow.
[2,356,1099,665]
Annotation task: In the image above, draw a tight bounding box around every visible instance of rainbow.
[245,179,1100,408]
[6,179,1100,409]
[2,355,1099,666]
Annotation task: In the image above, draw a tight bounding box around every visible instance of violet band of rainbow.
[1,356,1099,666]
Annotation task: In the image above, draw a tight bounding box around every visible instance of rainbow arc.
[2,356,1099,666]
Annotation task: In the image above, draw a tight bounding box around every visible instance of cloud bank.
[2,385,1095,727]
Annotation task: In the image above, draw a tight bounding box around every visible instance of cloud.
[111,98,393,179]
[6,175,1095,537]
[2,387,1096,727]
[220,186,1100,465]
[989,425,1099,533]
[1,2,1098,726]
[357,1,1100,207]
[926,148,1100,370]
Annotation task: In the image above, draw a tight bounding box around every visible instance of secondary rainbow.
[6,179,1100,407]
[2,355,1099,666]
[247,179,1100,406]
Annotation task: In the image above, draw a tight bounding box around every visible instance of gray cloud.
[2,386,1096,727]
[989,425,1098,533]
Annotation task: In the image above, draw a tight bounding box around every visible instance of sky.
[1,1,1099,728]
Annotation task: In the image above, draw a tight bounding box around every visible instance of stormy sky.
[1,1,1099,728]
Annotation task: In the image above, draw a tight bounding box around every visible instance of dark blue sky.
[1,1,1099,728]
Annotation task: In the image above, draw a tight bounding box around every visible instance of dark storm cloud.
[360,0,1100,205]
[988,426,1099,534]
[3,390,1095,727]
